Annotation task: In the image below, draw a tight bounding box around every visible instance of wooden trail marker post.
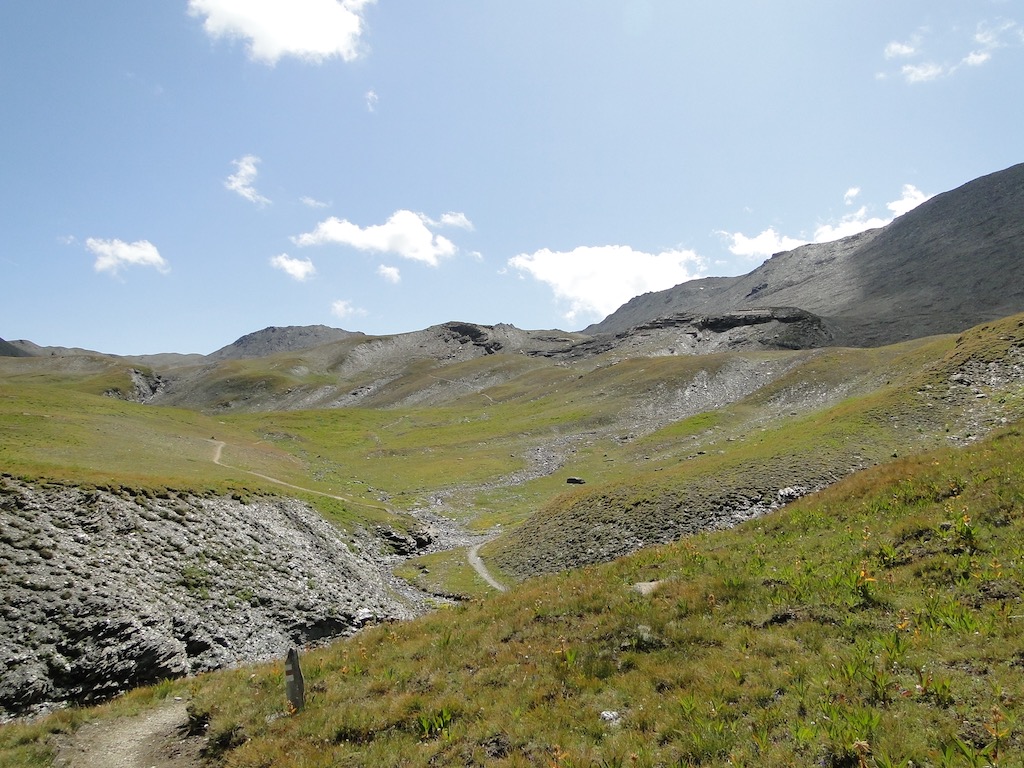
[285,647,305,713]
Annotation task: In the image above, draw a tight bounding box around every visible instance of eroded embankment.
[0,478,423,720]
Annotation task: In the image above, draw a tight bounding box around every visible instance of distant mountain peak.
[586,162,1024,346]
[0,337,32,357]
[208,325,362,361]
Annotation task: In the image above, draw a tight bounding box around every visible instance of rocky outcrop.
[0,478,422,720]
[104,369,167,403]
[441,322,504,354]
[620,307,834,353]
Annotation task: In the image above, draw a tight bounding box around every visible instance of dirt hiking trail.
[54,698,203,768]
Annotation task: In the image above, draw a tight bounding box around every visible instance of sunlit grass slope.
[7,420,1012,767]
[490,318,1024,577]
[3,316,1021,568]
[0,362,401,525]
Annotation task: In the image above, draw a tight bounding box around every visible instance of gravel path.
[468,542,507,592]
[54,699,203,768]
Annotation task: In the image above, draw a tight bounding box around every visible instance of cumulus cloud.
[811,207,892,243]
[377,265,401,283]
[331,299,367,320]
[188,0,374,65]
[721,228,808,259]
[722,185,932,260]
[87,238,169,276]
[270,253,316,281]
[437,212,474,230]
[293,209,464,266]
[885,184,930,217]
[507,245,706,324]
[300,195,328,209]
[365,89,379,112]
[225,155,270,206]
[843,187,861,205]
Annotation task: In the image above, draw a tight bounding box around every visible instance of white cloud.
[721,228,808,260]
[884,40,917,58]
[723,185,933,260]
[901,61,946,83]
[300,195,328,209]
[885,184,930,217]
[270,253,316,281]
[225,155,270,206]
[507,245,706,324]
[885,19,1022,83]
[812,207,891,243]
[813,185,931,240]
[962,50,992,67]
[975,19,1019,49]
[377,265,401,283]
[365,89,379,112]
[437,212,474,230]
[293,209,459,266]
[843,187,861,205]
[87,238,169,276]
[188,0,374,65]
[331,299,367,319]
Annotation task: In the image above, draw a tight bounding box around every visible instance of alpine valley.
[1,163,1023,767]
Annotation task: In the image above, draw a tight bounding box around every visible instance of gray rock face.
[103,368,166,403]
[588,162,1024,346]
[0,478,420,720]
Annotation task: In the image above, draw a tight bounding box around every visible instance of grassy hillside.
[5,419,1022,766]
[0,360,402,530]
[488,318,1024,578]
[2,316,1022,593]
[134,423,1024,766]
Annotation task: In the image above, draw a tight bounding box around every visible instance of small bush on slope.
[173,422,1024,768]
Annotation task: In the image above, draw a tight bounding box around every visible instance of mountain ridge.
[587,162,1024,344]
[5,163,1021,369]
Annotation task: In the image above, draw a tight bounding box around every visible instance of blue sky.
[2,1,1022,355]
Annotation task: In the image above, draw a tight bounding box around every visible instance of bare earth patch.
[54,699,204,768]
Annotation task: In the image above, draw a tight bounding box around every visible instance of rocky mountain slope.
[0,338,30,358]
[206,324,363,362]
[588,162,1024,346]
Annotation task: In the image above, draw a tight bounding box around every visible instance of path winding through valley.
[468,542,507,592]
[209,440,507,591]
